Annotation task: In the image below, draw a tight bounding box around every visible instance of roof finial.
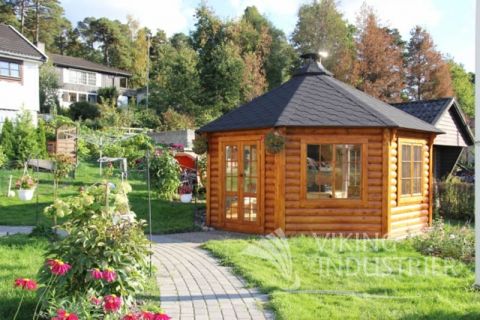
[296,51,333,77]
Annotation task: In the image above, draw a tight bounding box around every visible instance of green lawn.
[0,163,201,234]
[0,234,160,320]
[205,236,480,320]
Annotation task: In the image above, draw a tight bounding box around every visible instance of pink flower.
[123,313,140,320]
[103,294,122,313]
[153,314,171,320]
[47,259,71,276]
[141,311,155,320]
[90,268,103,280]
[90,296,102,306]
[14,278,37,291]
[52,309,79,320]
[102,268,117,282]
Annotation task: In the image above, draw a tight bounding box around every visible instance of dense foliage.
[69,101,100,121]
[149,149,181,200]
[435,178,474,222]
[40,182,150,317]
[412,219,474,263]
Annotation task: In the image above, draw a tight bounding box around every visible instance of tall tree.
[191,4,244,116]
[129,27,149,88]
[291,0,356,83]
[448,60,474,117]
[39,60,59,114]
[0,0,19,27]
[355,5,405,102]
[406,26,453,100]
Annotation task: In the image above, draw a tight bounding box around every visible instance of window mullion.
[332,144,336,199]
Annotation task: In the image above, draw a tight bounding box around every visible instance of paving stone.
[152,231,273,320]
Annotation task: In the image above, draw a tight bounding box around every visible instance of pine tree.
[15,112,39,163]
[129,27,149,88]
[0,118,15,161]
[406,26,453,100]
[355,5,405,102]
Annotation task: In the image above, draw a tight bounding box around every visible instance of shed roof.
[392,97,474,146]
[49,53,132,76]
[0,24,47,61]
[198,57,441,134]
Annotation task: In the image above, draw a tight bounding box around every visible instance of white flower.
[449,234,456,239]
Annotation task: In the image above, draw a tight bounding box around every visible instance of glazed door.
[223,141,261,231]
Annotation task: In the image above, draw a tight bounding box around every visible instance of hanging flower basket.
[15,175,37,201]
[18,188,35,201]
[265,131,286,154]
[192,136,208,155]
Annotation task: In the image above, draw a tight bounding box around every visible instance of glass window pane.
[0,61,8,69]
[243,197,257,222]
[10,69,19,78]
[335,144,361,199]
[225,196,238,220]
[10,63,19,71]
[0,68,9,76]
[78,93,87,102]
[413,178,422,194]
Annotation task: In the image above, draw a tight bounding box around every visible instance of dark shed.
[392,98,474,179]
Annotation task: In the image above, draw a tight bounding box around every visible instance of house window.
[78,93,87,102]
[119,77,127,88]
[88,94,97,103]
[0,60,21,79]
[306,144,362,200]
[400,143,423,196]
[68,92,77,103]
[68,69,96,86]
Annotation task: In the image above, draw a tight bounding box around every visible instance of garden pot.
[18,188,35,201]
[180,193,193,203]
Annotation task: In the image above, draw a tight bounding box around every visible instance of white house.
[48,54,133,108]
[0,24,47,126]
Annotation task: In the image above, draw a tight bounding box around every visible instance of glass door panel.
[242,144,258,222]
[225,144,239,220]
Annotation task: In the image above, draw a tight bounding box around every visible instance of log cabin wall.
[388,130,434,238]
[283,127,385,237]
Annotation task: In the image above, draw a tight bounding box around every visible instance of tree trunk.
[20,0,26,33]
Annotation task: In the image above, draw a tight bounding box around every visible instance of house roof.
[198,57,442,134]
[392,97,474,146]
[49,53,132,76]
[0,24,47,61]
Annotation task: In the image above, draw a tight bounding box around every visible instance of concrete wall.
[148,130,196,150]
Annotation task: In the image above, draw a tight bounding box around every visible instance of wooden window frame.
[0,58,23,82]
[300,136,368,208]
[397,138,425,204]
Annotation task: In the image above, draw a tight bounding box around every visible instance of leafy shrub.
[97,86,119,103]
[40,182,150,317]
[0,117,15,160]
[69,101,100,121]
[435,178,474,221]
[150,148,181,200]
[0,145,6,168]
[160,108,194,130]
[411,218,474,263]
[133,108,162,129]
[15,111,40,163]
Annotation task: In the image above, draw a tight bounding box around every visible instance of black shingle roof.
[198,59,442,134]
[49,53,131,76]
[0,24,46,61]
[391,98,453,124]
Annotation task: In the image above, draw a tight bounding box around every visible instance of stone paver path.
[152,231,273,320]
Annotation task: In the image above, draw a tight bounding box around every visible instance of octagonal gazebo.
[197,53,442,238]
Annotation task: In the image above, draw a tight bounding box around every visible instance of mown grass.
[0,162,201,234]
[204,236,480,320]
[0,234,161,319]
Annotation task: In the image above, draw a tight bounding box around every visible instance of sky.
[60,0,476,71]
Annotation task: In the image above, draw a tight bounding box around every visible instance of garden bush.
[69,101,100,121]
[0,118,15,160]
[0,145,6,168]
[435,178,474,221]
[38,182,151,318]
[411,218,474,263]
[150,148,181,200]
